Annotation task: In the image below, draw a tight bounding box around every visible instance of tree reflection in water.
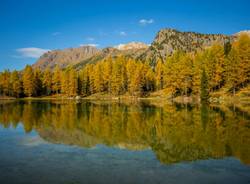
[0,100,250,165]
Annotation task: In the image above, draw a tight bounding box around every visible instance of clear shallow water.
[0,100,250,184]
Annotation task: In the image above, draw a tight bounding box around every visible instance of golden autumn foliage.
[22,65,36,97]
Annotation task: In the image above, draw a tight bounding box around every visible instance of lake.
[0,100,250,184]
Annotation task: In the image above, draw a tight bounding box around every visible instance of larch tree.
[200,68,209,102]
[22,65,36,97]
[88,64,96,94]
[203,44,225,91]
[93,63,105,93]
[79,65,91,96]
[0,70,11,96]
[102,58,113,93]
[52,65,61,94]
[10,70,22,97]
[126,59,137,95]
[192,52,203,95]
[144,64,155,92]
[235,34,250,87]
[61,70,69,96]
[164,52,183,96]
[224,34,250,95]
[68,68,78,97]
[111,57,127,95]
[155,59,164,90]
[129,62,143,96]
[42,67,52,95]
[34,68,43,96]
[225,47,241,95]
[224,41,232,57]
[173,53,193,96]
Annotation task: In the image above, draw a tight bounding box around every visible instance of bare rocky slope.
[32,46,99,70]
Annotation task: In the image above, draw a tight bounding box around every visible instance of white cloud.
[139,19,154,26]
[86,37,95,41]
[16,47,50,58]
[80,43,99,47]
[119,31,127,36]
[52,32,61,36]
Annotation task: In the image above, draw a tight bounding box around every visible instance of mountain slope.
[73,45,147,70]
[32,46,99,70]
[138,28,234,64]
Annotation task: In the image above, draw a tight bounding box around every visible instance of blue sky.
[0,0,250,71]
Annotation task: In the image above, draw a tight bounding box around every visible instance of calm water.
[0,100,250,184]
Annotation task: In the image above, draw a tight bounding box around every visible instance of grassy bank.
[1,87,250,105]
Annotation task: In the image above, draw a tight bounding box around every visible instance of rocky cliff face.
[32,46,100,70]
[138,28,234,64]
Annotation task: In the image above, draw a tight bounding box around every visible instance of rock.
[75,96,81,100]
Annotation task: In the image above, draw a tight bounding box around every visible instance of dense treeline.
[0,34,249,98]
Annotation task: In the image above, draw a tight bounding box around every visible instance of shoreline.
[0,94,250,105]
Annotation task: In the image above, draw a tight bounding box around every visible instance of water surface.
[0,100,250,184]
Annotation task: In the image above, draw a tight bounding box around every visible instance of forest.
[0,34,249,100]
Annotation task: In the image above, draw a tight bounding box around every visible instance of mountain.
[33,28,238,70]
[115,42,149,50]
[33,42,148,70]
[235,30,250,37]
[32,46,99,70]
[138,28,234,64]
[73,43,147,70]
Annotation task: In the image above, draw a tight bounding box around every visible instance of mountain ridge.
[33,28,244,70]
[32,46,100,70]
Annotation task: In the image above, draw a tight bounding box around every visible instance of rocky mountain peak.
[115,42,149,50]
[139,28,234,64]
